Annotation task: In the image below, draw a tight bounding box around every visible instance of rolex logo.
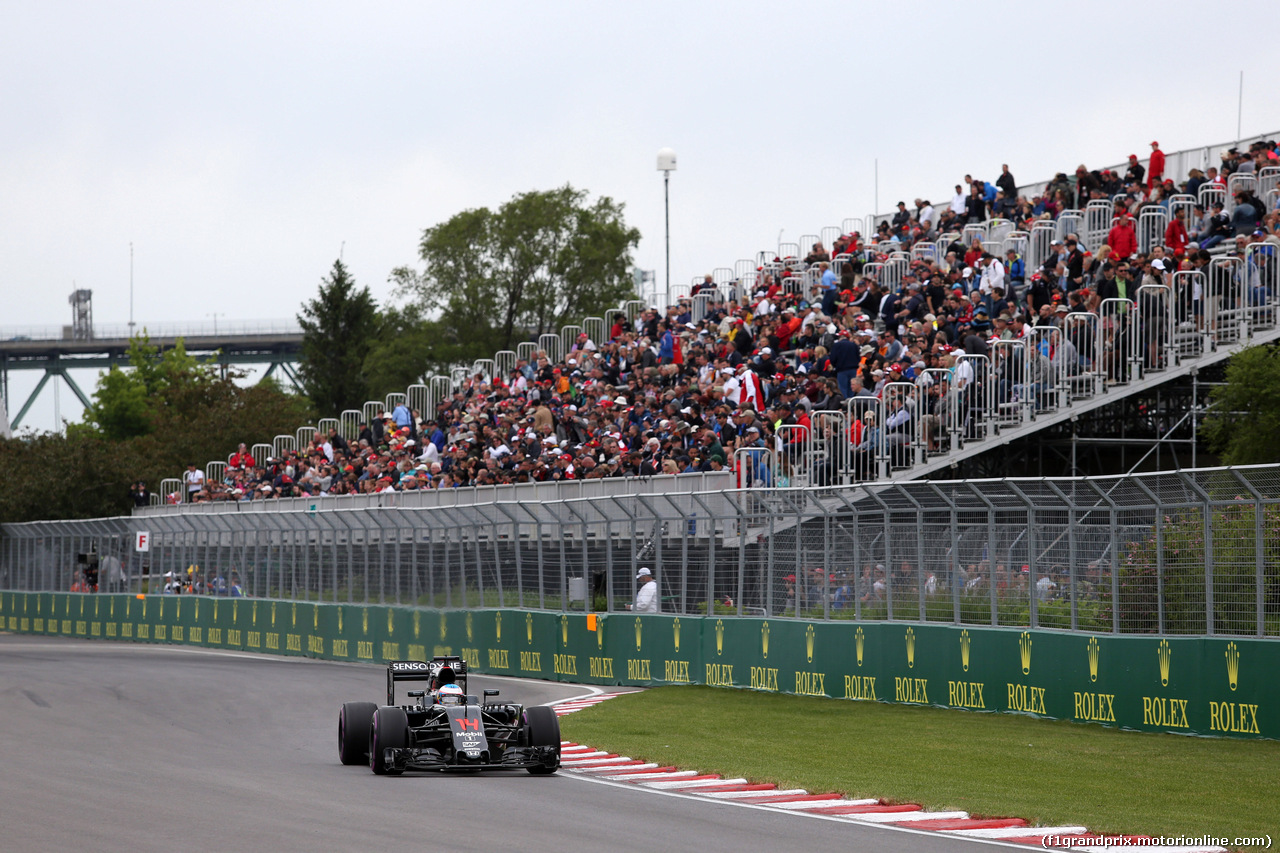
[439,612,447,641]
[597,617,605,649]
[465,612,473,642]
[905,627,915,669]
[1019,631,1032,675]
[634,617,642,651]
[336,608,342,633]
[525,612,533,644]
[561,615,568,645]
[252,602,258,626]
[387,610,394,636]
[194,598,200,620]
[362,608,368,634]
[715,619,724,656]
[109,598,114,618]
[413,611,421,639]
[960,629,971,672]
[1157,639,1171,687]
[673,618,681,653]
[1226,642,1239,692]
[233,600,238,623]
[127,598,132,618]
[805,624,815,663]
[761,621,770,659]
[855,627,864,667]
[312,605,317,630]
[159,598,165,620]
[1088,637,1100,683]
[95,597,100,617]
[271,602,276,626]
[496,611,502,642]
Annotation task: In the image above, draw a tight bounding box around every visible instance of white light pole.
[657,147,677,303]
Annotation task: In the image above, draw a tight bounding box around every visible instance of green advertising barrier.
[2,592,1275,739]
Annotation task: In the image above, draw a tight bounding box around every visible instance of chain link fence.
[4,465,1279,637]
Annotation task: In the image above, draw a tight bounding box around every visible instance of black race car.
[338,656,561,776]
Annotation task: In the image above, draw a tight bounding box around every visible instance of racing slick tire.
[523,705,561,775]
[370,706,410,776]
[339,701,377,765]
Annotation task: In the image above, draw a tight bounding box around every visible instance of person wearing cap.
[1147,141,1164,189]
[1123,153,1145,186]
[628,567,658,613]
[1106,212,1137,261]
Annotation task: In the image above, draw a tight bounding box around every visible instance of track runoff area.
[552,695,1263,853]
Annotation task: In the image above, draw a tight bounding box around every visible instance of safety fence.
[1,593,1273,739]
[5,465,1280,639]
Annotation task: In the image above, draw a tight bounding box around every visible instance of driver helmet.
[437,683,466,706]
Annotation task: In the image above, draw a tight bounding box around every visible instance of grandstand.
[141,133,1280,513]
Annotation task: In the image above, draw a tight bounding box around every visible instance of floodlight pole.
[657,148,677,304]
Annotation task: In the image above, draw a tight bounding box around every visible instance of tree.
[1203,343,1280,465]
[297,259,378,417]
[85,336,219,440]
[392,185,640,363]
[362,305,454,401]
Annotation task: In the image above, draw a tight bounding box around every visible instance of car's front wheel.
[338,701,377,765]
[370,706,409,775]
[523,706,561,775]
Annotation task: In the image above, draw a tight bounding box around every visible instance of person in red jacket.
[1147,141,1165,189]
[1164,208,1190,258]
[1107,214,1137,261]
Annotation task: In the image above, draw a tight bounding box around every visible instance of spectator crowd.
[173,140,1280,502]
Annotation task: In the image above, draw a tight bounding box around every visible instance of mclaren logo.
[905,627,915,669]
[805,624,815,664]
[761,621,770,659]
[1226,642,1239,692]
[465,612,473,642]
[1088,637,1100,682]
[635,617,642,651]
[1158,639,1171,687]
[673,618,681,653]
[526,611,533,644]
[715,619,724,656]
[960,629,971,672]
[1019,631,1032,675]
[855,626,864,667]
[561,615,569,646]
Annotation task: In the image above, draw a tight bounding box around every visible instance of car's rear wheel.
[338,702,377,765]
[523,705,561,775]
[370,706,409,775]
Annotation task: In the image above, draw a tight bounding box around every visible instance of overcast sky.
[5,0,1278,433]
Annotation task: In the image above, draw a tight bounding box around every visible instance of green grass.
[560,686,1280,840]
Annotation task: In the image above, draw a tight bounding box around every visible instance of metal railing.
[5,465,1279,638]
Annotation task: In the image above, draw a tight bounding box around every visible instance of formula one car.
[337,656,561,775]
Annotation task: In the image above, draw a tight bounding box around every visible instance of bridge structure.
[0,318,304,431]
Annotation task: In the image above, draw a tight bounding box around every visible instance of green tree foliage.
[1203,343,1280,465]
[392,185,640,363]
[0,338,311,524]
[297,259,378,417]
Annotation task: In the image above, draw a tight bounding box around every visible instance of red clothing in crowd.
[1107,219,1137,260]
[1164,218,1189,257]
[1147,145,1165,188]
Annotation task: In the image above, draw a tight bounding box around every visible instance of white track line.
[575,762,658,774]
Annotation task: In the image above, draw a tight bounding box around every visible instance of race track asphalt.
[0,634,1016,853]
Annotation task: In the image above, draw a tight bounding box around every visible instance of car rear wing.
[385,658,468,705]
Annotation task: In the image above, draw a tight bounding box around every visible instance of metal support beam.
[12,371,53,428]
